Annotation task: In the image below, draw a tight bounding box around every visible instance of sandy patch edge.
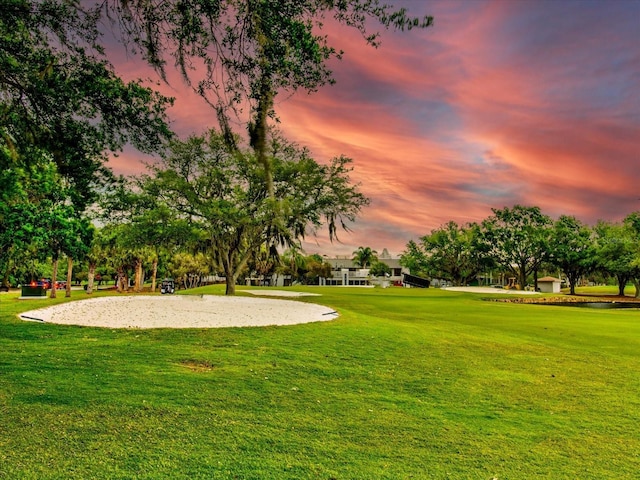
[18,294,338,329]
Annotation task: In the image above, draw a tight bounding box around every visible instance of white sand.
[18,294,338,329]
[441,286,540,295]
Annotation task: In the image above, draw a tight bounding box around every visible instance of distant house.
[323,249,408,287]
[538,276,563,293]
[262,248,409,287]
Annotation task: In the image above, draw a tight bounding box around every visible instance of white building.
[322,249,408,287]
[537,276,563,293]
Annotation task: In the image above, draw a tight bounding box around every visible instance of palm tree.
[352,246,378,268]
[280,245,307,283]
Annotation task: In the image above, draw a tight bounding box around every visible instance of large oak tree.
[400,221,487,286]
[142,130,369,295]
[548,215,595,295]
[477,205,552,290]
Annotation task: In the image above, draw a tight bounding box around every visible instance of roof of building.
[324,257,403,268]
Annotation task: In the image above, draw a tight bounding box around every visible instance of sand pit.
[19,294,338,329]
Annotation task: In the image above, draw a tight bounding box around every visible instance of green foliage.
[278,245,307,279]
[110,0,433,193]
[0,157,91,287]
[143,130,368,294]
[275,250,332,285]
[402,221,486,286]
[302,254,332,285]
[369,260,391,277]
[0,287,639,477]
[0,0,174,207]
[168,251,213,289]
[399,239,430,278]
[98,175,202,291]
[352,245,377,268]
[478,205,552,289]
[595,217,640,297]
[548,215,596,295]
[404,206,640,295]
[0,0,174,286]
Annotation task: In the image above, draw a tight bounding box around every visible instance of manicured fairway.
[1,286,638,479]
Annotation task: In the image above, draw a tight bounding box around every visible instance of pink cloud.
[102,0,640,256]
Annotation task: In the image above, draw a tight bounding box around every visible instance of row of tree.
[2,127,370,295]
[99,130,367,295]
[1,1,173,297]
[6,236,334,291]
[12,228,336,296]
[400,205,640,297]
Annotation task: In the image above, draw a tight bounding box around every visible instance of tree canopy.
[106,0,433,193]
[402,206,640,295]
[0,0,174,286]
[352,246,378,268]
[1,0,173,206]
[401,221,486,287]
[548,215,595,295]
[594,219,640,297]
[140,130,369,294]
[477,205,552,290]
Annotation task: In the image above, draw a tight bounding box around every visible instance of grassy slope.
[0,286,638,479]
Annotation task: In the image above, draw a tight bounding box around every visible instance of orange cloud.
[103,0,640,256]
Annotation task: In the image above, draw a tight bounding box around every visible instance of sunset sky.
[108,0,640,257]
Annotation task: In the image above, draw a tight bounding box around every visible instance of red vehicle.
[29,279,65,289]
[30,278,51,289]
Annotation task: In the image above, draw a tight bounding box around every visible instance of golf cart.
[160,278,175,294]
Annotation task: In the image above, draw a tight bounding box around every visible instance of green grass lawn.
[1,286,638,479]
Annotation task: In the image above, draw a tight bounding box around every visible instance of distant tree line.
[98,130,367,295]
[400,205,640,297]
[0,0,173,297]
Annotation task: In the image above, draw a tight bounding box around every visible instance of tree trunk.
[249,73,275,198]
[223,260,236,295]
[1,248,14,288]
[617,274,626,296]
[134,258,143,292]
[2,259,11,289]
[87,263,96,294]
[65,256,73,297]
[633,279,640,299]
[533,268,539,292]
[116,267,126,293]
[151,258,158,292]
[518,265,527,291]
[569,274,577,296]
[225,275,235,295]
[50,255,59,299]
